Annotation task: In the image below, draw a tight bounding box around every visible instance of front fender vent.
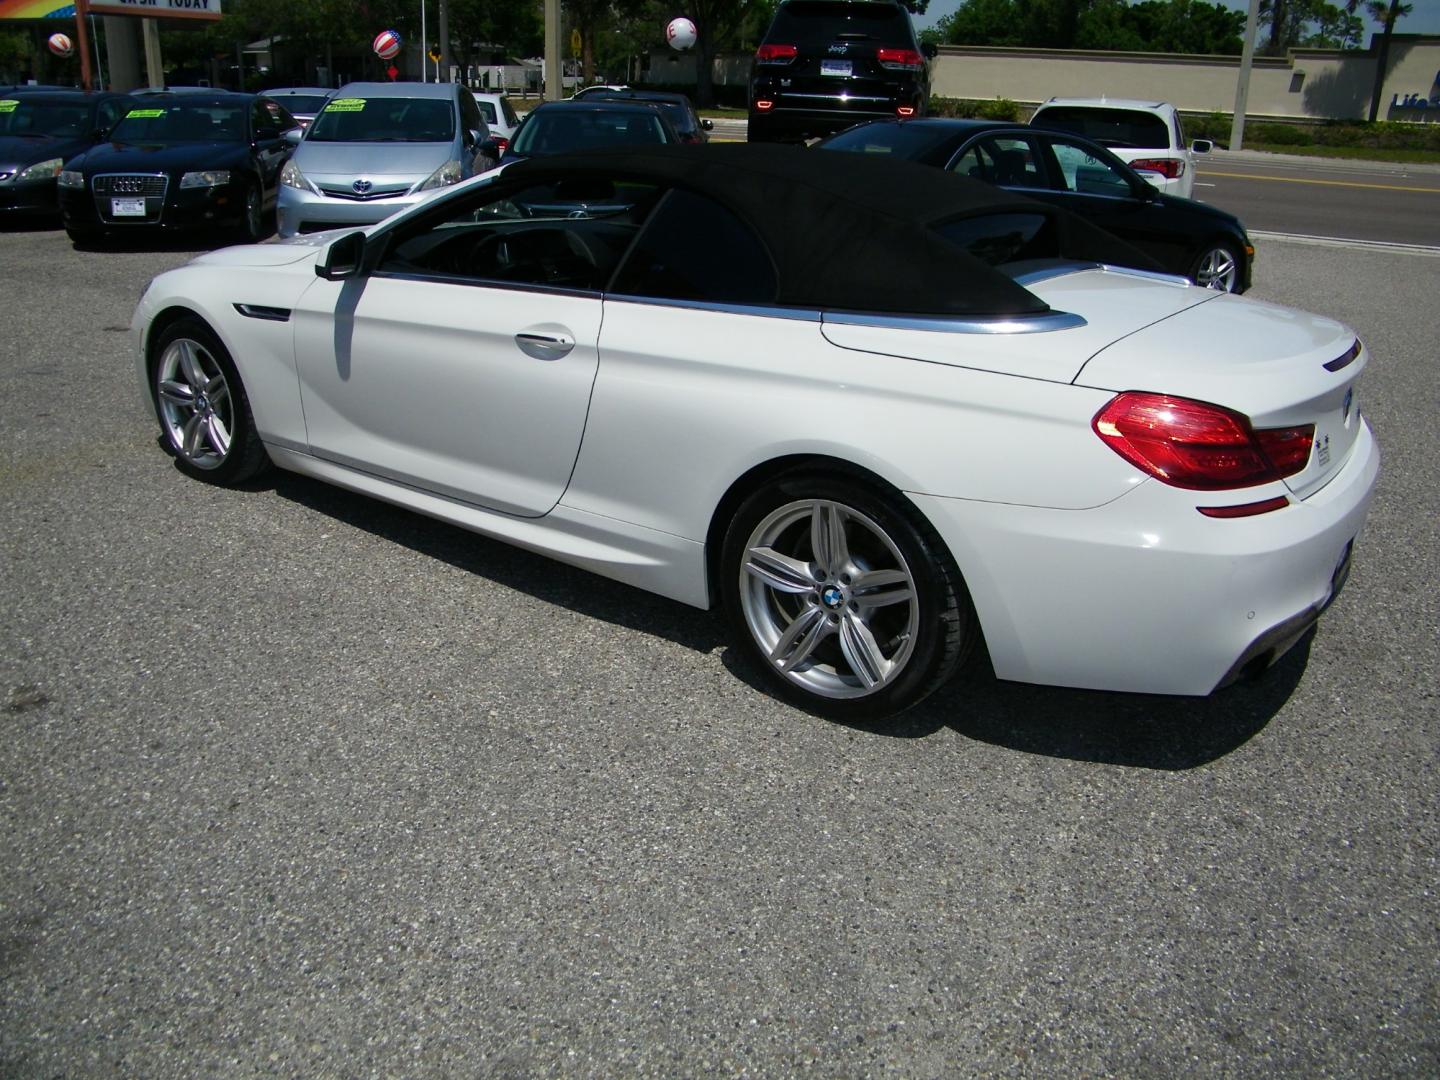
[234,303,292,323]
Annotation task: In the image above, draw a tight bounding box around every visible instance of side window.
[1048,139,1133,198]
[252,100,280,139]
[934,213,1054,267]
[501,98,519,127]
[951,137,1044,189]
[97,99,125,132]
[377,177,662,291]
[459,90,482,135]
[610,188,777,305]
[1172,112,1185,149]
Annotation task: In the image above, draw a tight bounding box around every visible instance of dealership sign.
[0,0,221,17]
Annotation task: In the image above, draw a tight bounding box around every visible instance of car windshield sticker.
[126,108,167,119]
[326,98,366,112]
[0,100,19,113]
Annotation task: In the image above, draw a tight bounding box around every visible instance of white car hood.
[187,240,326,269]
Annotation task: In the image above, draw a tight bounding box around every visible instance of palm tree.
[1348,0,1414,122]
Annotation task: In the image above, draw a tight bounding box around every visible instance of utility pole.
[1229,0,1261,150]
[544,0,562,100]
[437,0,451,82]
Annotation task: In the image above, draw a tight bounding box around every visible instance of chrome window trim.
[1098,263,1192,287]
[371,268,605,302]
[824,309,1087,334]
[1010,261,1102,285]
[602,293,821,323]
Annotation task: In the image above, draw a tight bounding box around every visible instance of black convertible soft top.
[500,142,1159,317]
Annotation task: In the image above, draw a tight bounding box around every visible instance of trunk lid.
[820,266,1213,385]
[1076,292,1367,498]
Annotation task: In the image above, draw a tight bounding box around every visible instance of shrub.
[1251,122,1313,146]
[929,96,1022,121]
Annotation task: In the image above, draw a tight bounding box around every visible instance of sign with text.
[86,0,223,19]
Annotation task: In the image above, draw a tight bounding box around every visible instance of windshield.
[821,122,947,158]
[511,108,671,156]
[0,98,92,138]
[766,1,916,45]
[306,96,456,142]
[586,93,695,134]
[110,103,248,143]
[1031,107,1169,150]
[267,93,329,115]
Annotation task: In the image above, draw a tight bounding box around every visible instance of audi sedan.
[130,145,1376,719]
[58,91,299,245]
[819,118,1253,292]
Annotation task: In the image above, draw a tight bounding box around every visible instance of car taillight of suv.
[748,0,934,144]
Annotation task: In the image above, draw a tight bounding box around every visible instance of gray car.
[277,81,495,237]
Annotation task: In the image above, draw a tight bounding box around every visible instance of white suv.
[1029,98,1212,199]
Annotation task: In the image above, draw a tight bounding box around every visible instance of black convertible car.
[818,118,1254,292]
[0,89,135,218]
[57,91,299,245]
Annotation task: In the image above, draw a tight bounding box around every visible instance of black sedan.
[818,118,1253,292]
[0,89,135,218]
[573,88,713,143]
[57,91,299,246]
[500,101,681,165]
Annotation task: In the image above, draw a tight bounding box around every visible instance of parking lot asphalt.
[0,225,1436,1078]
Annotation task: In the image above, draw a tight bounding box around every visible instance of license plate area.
[820,60,852,76]
[111,198,146,216]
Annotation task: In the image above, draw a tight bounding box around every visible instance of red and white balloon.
[372,29,403,61]
[666,17,697,51]
[47,33,74,58]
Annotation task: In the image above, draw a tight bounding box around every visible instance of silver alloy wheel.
[1193,245,1238,291]
[739,499,921,699]
[156,337,233,470]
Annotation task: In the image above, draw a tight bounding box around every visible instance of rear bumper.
[909,419,1378,696]
[747,80,927,142]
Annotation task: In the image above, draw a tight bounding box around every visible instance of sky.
[913,0,1440,39]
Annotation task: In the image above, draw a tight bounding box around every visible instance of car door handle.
[514,332,574,361]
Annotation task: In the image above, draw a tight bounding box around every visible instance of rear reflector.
[1093,392,1314,491]
[1198,496,1291,518]
[1129,157,1185,179]
[755,100,774,111]
[896,106,915,117]
[756,44,797,63]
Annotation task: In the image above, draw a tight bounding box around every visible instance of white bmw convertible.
[132,145,1378,718]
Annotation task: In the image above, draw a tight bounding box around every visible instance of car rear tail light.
[896,106,916,117]
[754,99,774,111]
[492,136,509,154]
[877,47,925,69]
[1093,392,1314,491]
[1129,157,1184,179]
[756,44,797,63]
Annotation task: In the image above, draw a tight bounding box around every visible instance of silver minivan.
[277,81,495,237]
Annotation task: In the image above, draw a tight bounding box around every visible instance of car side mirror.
[702,118,714,130]
[316,231,366,280]
[921,42,939,59]
[479,136,500,156]
[92,127,109,142]
[1191,139,1213,154]
[284,127,302,145]
[466,127,486,148]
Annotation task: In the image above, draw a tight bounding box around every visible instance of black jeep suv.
[747,0,933,143]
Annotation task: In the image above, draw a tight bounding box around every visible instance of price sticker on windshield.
[0,100,19,113]
[126,108,166,119]
[326,98,367,112]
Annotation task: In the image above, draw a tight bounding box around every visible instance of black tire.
[720,470,974,720]
[149,317,270,486]
[65,226,102,249]
[1189,240,1243,293]
[237,180,265,243]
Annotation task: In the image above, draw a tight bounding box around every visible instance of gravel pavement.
[0,224,1435,1078]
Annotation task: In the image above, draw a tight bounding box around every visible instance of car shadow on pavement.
[271,471,1303,771]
